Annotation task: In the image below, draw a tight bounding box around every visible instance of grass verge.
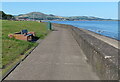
[2,20,48,78]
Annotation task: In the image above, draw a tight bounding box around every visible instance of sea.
[50,21,119,40]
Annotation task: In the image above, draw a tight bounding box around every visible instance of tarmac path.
[5,26,99,80]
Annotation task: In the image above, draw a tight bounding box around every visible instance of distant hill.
[64,16,112,20]
[0,11,14,20]
[16,12,64,20]
[15,12,112,21]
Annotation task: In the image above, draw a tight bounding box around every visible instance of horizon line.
[2,11,117,19]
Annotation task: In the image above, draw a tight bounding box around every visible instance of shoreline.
[42,20,118,21]
[52,23,118,80]
[52,23,119,49]
[78,28,119,49]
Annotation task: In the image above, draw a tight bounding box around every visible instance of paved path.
[5,27,99,80]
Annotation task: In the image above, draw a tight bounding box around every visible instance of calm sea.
[50,21,119,40]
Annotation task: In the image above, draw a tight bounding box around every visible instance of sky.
[1,2,118,19]
[1,0,119,2]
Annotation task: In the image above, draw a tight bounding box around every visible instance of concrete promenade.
[5,26,99,80]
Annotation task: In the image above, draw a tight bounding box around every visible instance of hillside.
[16,12,64,20]
[65,16,108,20]
[15,12,112,21]
[0,11,14,20]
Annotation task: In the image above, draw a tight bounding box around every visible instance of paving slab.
[5,26,99,80]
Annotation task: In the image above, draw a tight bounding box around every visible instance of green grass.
[2,20,48,68]
[2,20,48,39]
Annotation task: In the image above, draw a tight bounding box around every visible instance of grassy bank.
[2,20,48,73]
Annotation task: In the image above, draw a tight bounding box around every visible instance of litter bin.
[47,21,52,30]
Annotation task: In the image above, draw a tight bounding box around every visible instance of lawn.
[2,20,48,70]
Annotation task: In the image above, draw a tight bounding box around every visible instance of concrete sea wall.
[53,23,119,80]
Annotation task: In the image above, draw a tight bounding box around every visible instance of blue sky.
[2,2,118,19]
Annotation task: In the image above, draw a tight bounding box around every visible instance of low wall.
[53,23,119,80]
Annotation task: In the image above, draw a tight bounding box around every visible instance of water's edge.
[52,23,119,49]
[50,21,118,40]
[52,23,119,80]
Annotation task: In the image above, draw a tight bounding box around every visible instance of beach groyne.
[53,23,119,80]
